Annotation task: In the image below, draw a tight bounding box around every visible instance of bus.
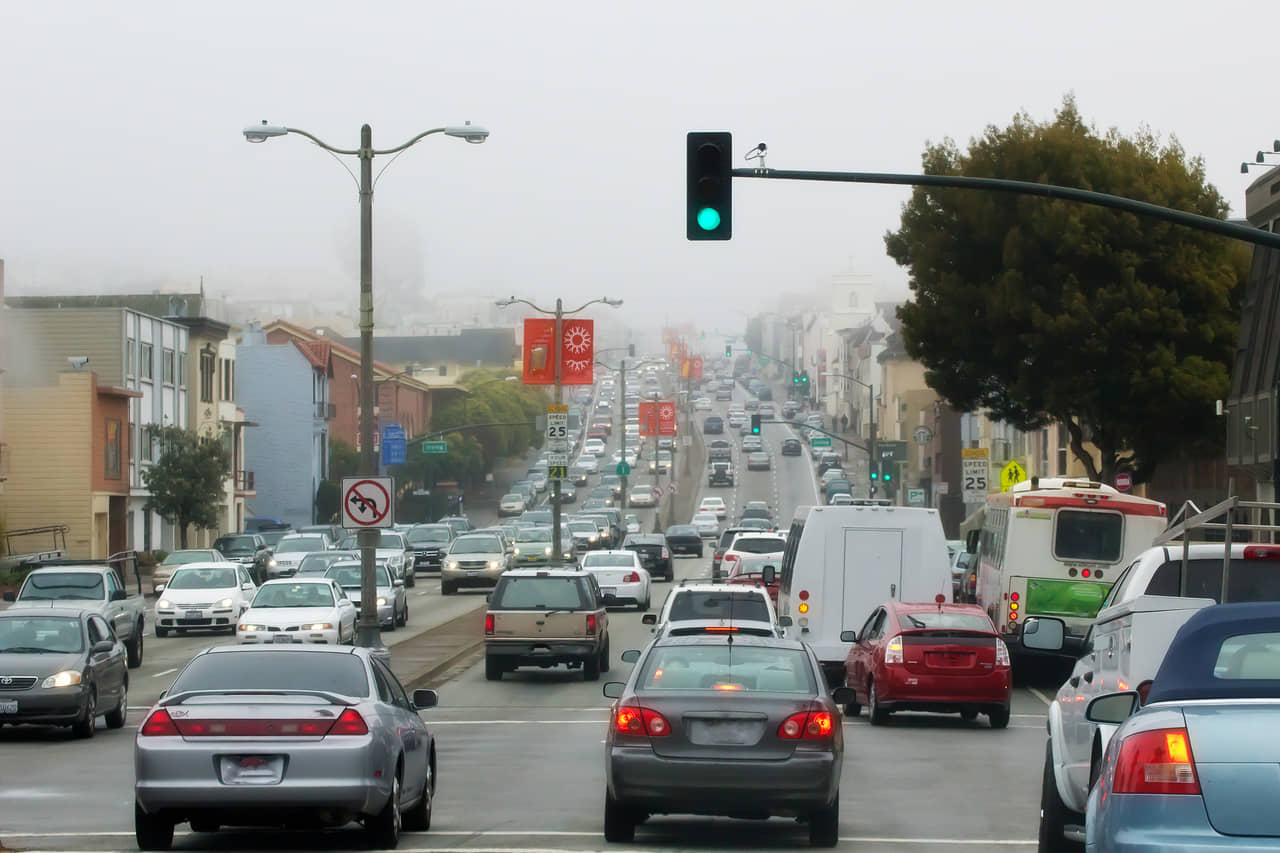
[972,477,1166,662]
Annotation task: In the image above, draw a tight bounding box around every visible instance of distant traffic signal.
[686,132,732,241]
[628,344,636,357]
[725,344,732,358]
[870,465,879,481]
[882,465,893,482]
[750,414,761,435]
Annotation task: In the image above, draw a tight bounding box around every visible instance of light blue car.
[1085,602,1280,851]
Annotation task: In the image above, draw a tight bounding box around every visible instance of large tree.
[884,97,1248,484]
[142,425,231,549]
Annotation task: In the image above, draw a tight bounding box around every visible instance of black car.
[622,533,673,581]
[0,608,130,737]
[665,525,705,557]
[406,523,454,573]
[437,516,473,537]
[211,533,273,583]
[781,438,803,456]
[817,454,843,475]
[703,416,724,435]
[708,461,734,487]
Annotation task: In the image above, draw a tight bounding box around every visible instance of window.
[1147,558,1280,603]
[141,428,155,462]
[168,651,370,697]
[104,419,122,479]
[126,340,136,377]
[162,348,175,385]
[490,576,589,610]
[1214,633,1280,680]
[1056,423,1068,475]
[177,352,187,388]
[139,342,154,380]
[639,645,816,692]
[200,351,215,403]
[1054,510,1123,563]
[373,659,412,710]
[221,359,235,401]
[87,617,108,644]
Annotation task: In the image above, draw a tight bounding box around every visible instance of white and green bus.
[971,477,1166,661]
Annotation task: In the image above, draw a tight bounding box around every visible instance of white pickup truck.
[3,565,147,668]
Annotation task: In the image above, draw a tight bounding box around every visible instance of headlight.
[268,558,277,567]
[513,547,520,555]
[544,546,553,555]
[489,560,500,569]
[308,623,333,631]
[157,599,171,610]
[42,671,82,689]
[217,598,233,609]
[447,561,459,570]
[238,624,261,631]
[376,597,387,606]
[589,535,597,542]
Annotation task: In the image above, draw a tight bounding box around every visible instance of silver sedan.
[134,645,437,850]
[324,561,408,630]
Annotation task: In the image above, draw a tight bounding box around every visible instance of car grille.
[172,602,214,610]
[0,676,39,691]
[457,560,489,569]
[264,625,304,632]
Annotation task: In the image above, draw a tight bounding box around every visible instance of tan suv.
[484,567,610,682]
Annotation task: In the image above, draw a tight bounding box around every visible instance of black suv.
[406,523,454,573]
[703,415,724,434]
[622,533,673,581]
[781,438,803,456]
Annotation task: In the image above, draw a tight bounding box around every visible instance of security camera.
[67,356,90,369]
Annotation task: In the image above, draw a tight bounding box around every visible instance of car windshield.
[668,526,697,536]
[297,553,349,574]
[669,591,771,622]
[0,615,84,653]
[897,612,992,631]
[167,567,239,590]
[491,576,589,610]
[326,564,392,589]
[502,493,523,502]
[214,536,256,553]
[276,535,327,553]
[517,529,552,544]
[639,644,814,693]
[451,536,501,554]
[732,537,786,554]
[584,554,635,568]
[161,551,217,566]
[251,583,335,609]
[569,522,597,534]
[168,650,370,698]
[19,572,105,601]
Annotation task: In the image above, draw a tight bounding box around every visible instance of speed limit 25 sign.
[961,457,989,503]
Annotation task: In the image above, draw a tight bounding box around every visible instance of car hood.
[6,599,105,611]
[158,587,239,604]
[0,651,85,677]
[374,548,405,558]
[270,551,316,562]
[446,552,503,561]
[240,606,337,625]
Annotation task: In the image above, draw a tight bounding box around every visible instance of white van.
[777,504,952,687]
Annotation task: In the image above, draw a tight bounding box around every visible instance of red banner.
[638,401,657,436]
[560,319,594,386]
[522,318,555,385]
[691,356,703,379]
[657,401,677,436]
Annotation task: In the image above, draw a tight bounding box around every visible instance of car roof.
[1147,602,1280,703]
[652,633,805,651]
[0,607,88,620]
[259,577,332,586]
[203,643,361,657]
[503,567,589,578]
[674,582,770,594]
[168,561,241,571]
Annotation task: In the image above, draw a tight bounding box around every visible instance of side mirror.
[641,614,657,625]
[91,640,115,655]
[830,686,856,706]
[762,565,777,585]
[840,630,859,643]
[393,579,404,587]
[1085,691,1139,725]
[1021,617,1066,652]
[154,584,166,594]
[412,688,439,710]
[620,649,641,663]
[110,589,127,602]
[602,682,626,699]
[243,583,255,590]
[1,591,13,602]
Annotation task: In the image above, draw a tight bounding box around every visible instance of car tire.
[441,582,456,596]
[105,679,128,729]
[485,656,504,682]
[365,770,401,849]
[600,639,611,674]
[154,626,169,638]
[73,686,96,739]
[867,680,889,726]
[808,792,840,848]
[697,547,704,558]
[189,819,219,833]
[584,651,602,682]
[398,604,408,627]
[1038,739,1083,852]
[404,572,415,589]
[385,617,396,633]
[134,802,174,851]
[126,625,144,668]
[988,706,1011,729]
[402,760,433,832]
[603,790,636,843]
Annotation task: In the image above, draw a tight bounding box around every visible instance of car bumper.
[1085,793,1280,852]
[441,566,504,587]
[155,606,238,630]
[353,603,395,626]
[668,541,702,554]
[608,746,839,815]
[877,666,1011,708]
[412,551,445,572]
[486,640,598,664]
[0,686,87,725]
[600,581,645,605]
[237,627,340,645]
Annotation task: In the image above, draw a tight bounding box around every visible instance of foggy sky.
[1,0,1273,331]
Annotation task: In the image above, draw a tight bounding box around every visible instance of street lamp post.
[596,355,661,513]
[496,296,623,563]
[245,119,489,655]
[822,371,876,491]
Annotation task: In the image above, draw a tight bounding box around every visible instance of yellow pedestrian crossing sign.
[1000,460,1028,491]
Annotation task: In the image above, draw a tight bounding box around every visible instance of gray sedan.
[134,644,437,850]
[602,635,852,847]
[325,562,407,630]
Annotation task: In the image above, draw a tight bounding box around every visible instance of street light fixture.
[244,118,488,658]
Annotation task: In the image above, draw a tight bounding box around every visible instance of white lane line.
[149,667,177,678]
[1028,687,1054,706]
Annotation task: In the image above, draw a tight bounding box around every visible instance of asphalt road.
[0,377,1050,852]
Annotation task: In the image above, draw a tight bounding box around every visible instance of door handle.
[1069,676,1080,688]
[1083,671,1094,684]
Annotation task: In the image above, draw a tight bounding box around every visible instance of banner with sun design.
[560,319,594,385]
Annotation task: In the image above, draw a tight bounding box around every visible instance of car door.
[86,615,126,708]
[102,571,130,639]
[372,659,429,799]
[848,608,881,699]
[332,581,356,640]
[856,609,888,701]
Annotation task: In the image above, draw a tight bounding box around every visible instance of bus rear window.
[1054,510,1122,563]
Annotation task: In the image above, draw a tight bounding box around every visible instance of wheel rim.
[119,681,128,716]
[391,775,401,837]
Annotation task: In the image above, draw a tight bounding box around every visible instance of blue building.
[236,323,331,530]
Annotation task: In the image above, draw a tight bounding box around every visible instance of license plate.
[601,587,616,597]
[219,755,284,785]
[0,700,17,714]
[186,610,203,620]
[689,719,762,746]
[272,634,293,644]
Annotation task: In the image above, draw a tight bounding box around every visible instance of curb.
[404,638,485,690]
[387,607,484,690]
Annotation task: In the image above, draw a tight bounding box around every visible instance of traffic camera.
[686,132,732,241]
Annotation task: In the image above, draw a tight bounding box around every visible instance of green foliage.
[885,96,1248,483]
[315,480,341,523]
[141,425,231,549]
[328,437,360,482]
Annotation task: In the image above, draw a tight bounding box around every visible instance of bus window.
[1054,510,1123,563]
[1147,558,1280,603]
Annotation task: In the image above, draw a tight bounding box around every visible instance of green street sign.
[616,461,632,476]
[422,441,448,454]
[810,436,832,448]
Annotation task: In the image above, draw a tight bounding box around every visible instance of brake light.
[885,636,904,665]
[139,708,180,736]
[778,710,835,739]
[995,640,1011,668]
[329,708,369,736]
[1112,728,1199,795]
[484,613,495,636]
[623,572,640,583]
[614,704,670,736]
[1244,545,1280,560]
[586,613,598,635]
[799,590,810,601]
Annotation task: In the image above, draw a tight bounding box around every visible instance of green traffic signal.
[697,207,721,231]
[686,132,732,241]
[870,468,879,480]
[883,468,893,482]
[751,414,761,434]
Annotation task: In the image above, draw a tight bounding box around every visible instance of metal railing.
[1154,496,1280,602]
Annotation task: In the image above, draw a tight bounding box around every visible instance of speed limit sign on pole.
[961,448,989,504]
[546,405,568,449]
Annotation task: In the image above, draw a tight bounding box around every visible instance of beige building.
[875,342,939,502]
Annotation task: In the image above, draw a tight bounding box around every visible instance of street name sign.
[810,436,832,448]
[422,440,448,454]
[341,477,394,530]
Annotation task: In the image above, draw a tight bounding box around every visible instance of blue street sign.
[382,423,406,466]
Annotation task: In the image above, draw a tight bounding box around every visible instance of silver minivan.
[441,533,510,595]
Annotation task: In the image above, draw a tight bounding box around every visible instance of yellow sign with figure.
[1000,460,1028,491]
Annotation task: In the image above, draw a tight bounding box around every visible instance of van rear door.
[841,527,904,639]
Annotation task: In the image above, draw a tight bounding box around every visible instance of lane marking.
[149,667,177,678]
[1028,687,1053,706]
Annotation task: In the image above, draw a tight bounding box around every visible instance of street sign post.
[810,436,832,449]
[961,447,990,504]
[1000,460,1028,492]
[341,477,395,530]
[546,405,568,442]
[422,440,448,454]
[547,453,569,480]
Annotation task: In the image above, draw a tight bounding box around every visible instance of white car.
[499,493,527,516]
[583,438,607,457]
[693,397,712,412]
[236,578,358,645]
[581,550,651,610]
[719,532,788,577]
[266,533,332,579]
[628,484,658,508]
[699,497,727,519]
[576,454,600,474]
[154,562,257,637]
[691,511,721,538]
[643,582,782,637]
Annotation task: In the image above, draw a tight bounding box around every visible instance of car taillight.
[329,708,369,736]
[885,636,904,665]
[614,705,670,737]
[995,639,1011,668]
[778,710,835,739]
[139,708,180,736]
[1112,728,1199,795]
[1244,545,1280,560]
[623,572,640,583]
[661,548,669,558]
[484,613,495,636]
[586,613,598,635]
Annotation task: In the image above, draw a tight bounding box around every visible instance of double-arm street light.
[245,119,489,655]
[496,296,623,562]
[822,371,876,482]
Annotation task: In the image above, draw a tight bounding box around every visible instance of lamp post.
[496,296,623,563]
[822,371,876,490]
[596,356,661,512]
[245,119,489,655]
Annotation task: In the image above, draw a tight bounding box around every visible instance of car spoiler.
[159,688,357,707]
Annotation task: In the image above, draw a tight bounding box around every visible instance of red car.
[841,598,1011,728]
[725,555,780,606]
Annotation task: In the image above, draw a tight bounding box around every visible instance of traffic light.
[751,414,761,435]
[870,465,879,481]
[725,344,732,358]
[792,373,800,384]
[882,465,893,483]
[628,344,636,357]
[686,131,732,240]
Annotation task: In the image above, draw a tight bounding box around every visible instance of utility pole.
[618,357,628,511]
[868,382,877,494]
[551,298,564,563]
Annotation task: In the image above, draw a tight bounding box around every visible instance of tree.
[884,96,1248,484]
[328,437,360,482]
[141,425,231,549]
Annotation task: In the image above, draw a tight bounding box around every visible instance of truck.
[3,562,147,668]
[483,567,610,682]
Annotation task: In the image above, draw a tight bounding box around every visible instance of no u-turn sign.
[342,477,395,529]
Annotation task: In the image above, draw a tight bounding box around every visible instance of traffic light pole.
[618,357,627,511]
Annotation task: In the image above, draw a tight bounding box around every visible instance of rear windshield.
[1146,558,1280,603]
[169,650,370,697]
[732,537,785,554]
[669,591,771,623]
[326,564,392,588]
[1215,632,1280,680]
[639,645,814,693]
[584,554,635,568]
[168,567,239,590]
[491,576,589,610]
[897,612,992,632]
[1054,510,1123,562]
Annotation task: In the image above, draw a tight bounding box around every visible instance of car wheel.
[808,791,839,848]
[105,679,128,729]
[402,759,433,831]
[365,769,401,849]
[485,656,504,681]
[868,680,889,726]
[154,626,169,638]
[385,617,396,633]
[600,639,611,674]
[72,686,97,739]
[441,582,455,596]
[405,571,415,588]
[603,790,636,843]
[584,651,602,682]
[697,547,704,557]
[398,604,408,627]
[988,706,1011,729]
[134,802,174,851]
[126,625,144,668]
[1038,739,1083,852]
